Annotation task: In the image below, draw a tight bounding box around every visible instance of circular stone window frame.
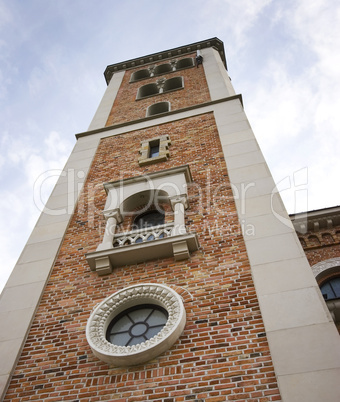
[86,283,186,366]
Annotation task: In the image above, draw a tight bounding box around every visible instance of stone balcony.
[112,223,173,247]
[86,223,199,276]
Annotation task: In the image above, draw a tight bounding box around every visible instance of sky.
[0,0,339,293]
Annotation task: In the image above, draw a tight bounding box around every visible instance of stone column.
[96,208,122,251]
[170,59,177,71]
[170,195,188,236]
[156,78,166,94]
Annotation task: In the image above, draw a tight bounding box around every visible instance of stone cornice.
[103,164,192,194]
[104,37,227,84]
[75,94,243,139]
[290,206,340,233]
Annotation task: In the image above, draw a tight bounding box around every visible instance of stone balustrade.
[113,223,174,247]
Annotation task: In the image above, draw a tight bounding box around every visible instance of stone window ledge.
[86,232,199,276]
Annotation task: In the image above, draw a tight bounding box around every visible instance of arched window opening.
[320,277,340,300]
[163,76,183,92]
[154,63,172,75]
[308,235,320,247]
[176,58,194,70]
[131,69,150,82]
[146,102,170,117]
[137,83,159,99]
[322,233,334,245]
[133,210,165,230]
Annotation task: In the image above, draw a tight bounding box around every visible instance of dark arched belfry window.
[133,210,165,230]
[320,277,340,300]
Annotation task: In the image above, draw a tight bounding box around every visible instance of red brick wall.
[105,53,211,126]
[5,113,281,401]
[298,229,340,268]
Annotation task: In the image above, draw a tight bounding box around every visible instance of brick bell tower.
[1,38,340,401]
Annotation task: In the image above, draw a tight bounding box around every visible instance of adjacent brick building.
[291,206,340,332]
[1,38,340,401]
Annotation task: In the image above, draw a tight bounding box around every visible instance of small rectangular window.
[138,135,171,166]
[149,140,160,158]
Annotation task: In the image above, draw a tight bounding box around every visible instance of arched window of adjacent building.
[308,235,320,247]
[311,258,340,331]
[322,233,334,245]
[320,277,340,300]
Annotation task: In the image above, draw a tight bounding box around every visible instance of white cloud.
[243,0,340,213]
[45,130,72,159]
[6,137,35,165]
[201,0,273,48]
[0,129,73,292]
[247,60,317,146]
[21,131,72,198]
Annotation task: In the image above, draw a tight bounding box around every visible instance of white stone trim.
[86,283,186,366]
[103,165,192,214]
[213,99,340,401]
[86,232,199,275]
[201,47,235,100]
[311,258,340,279]
[88,70,125,131]
[113,223,173,247]
[170,195,188,236]
[86,166,198,274]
